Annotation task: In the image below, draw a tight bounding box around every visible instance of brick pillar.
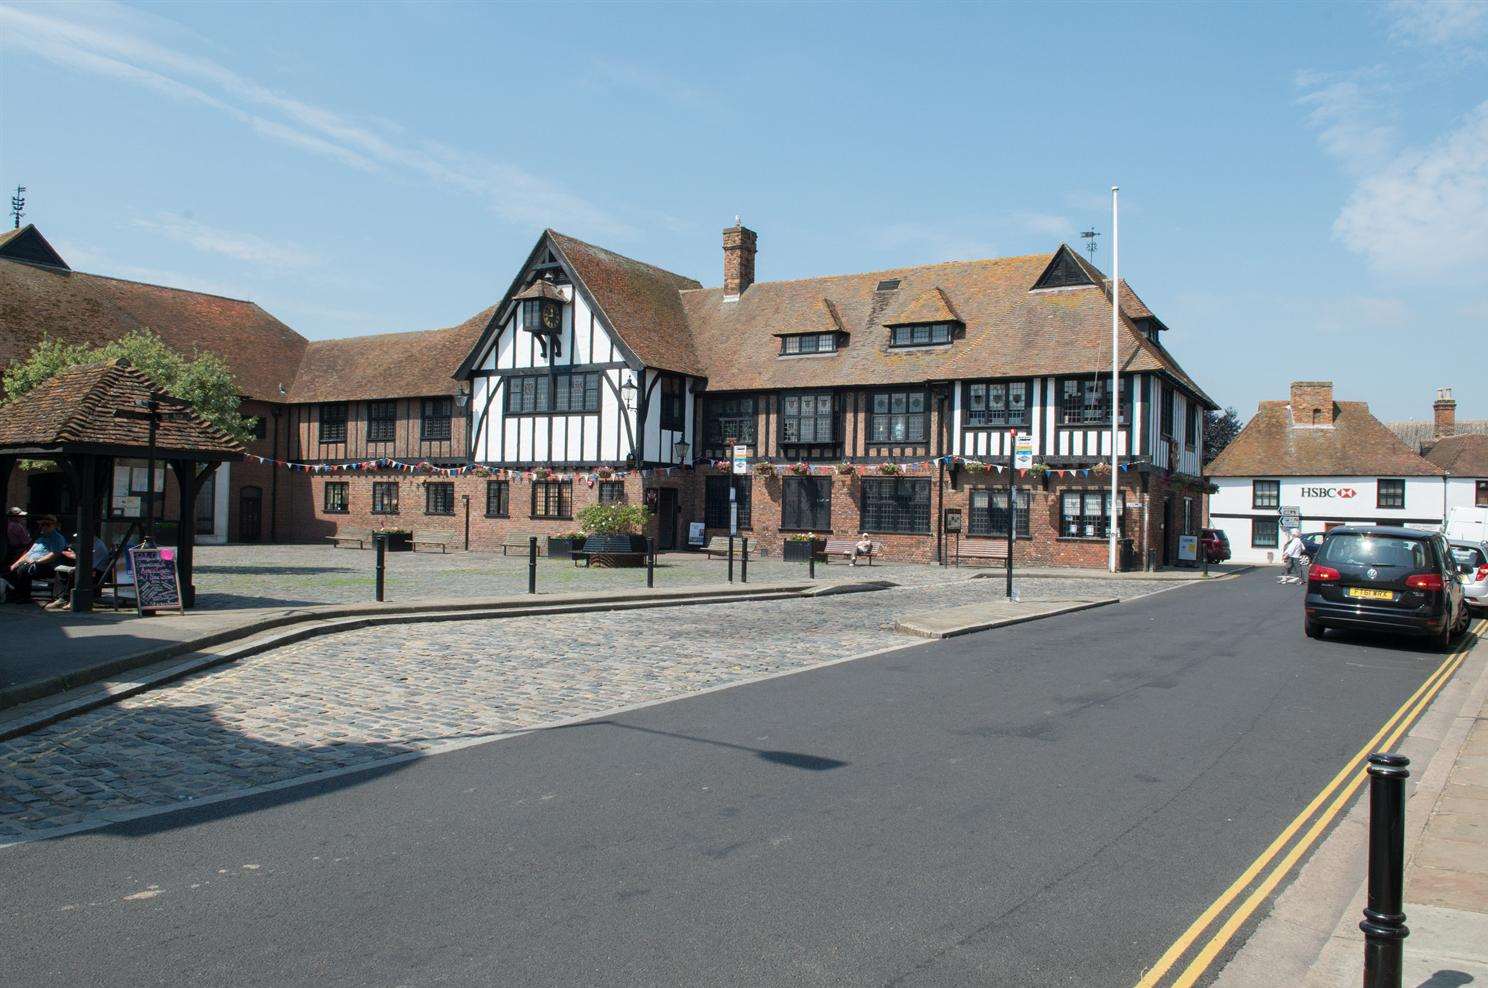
[1433,387,1456,438]
[723,222,757,297]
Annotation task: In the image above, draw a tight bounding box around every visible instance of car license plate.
[1346,587,1395,601]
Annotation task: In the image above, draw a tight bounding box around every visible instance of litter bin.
[1118,538,1137,572]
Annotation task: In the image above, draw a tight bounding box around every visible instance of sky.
[1,0,1485,423]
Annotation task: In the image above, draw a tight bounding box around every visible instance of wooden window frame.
[1377,478,1405,510]
[659,376,685,431]
[420,397,453,441]
[704,475,751,530]
[598,481,626,505]
[371,481,399,515]
[1253,479,1280,510]
[1252,516,1279,548]
[967,487,1030,538]
[424,481,455,516]
[963,380,1030,429]
[1058,377,1129,427]
[367,400,397,443]
[1477,480,1488,507]
[888,322,954,347]
[531,480,573,520]
[323,481,349,515]
[867,390,929,445]
[779,391,836,446]
[484,479,509,518]
[703,396,757,447]
[860,477,932,534]
[318,402,348,444]
[1059,491,1126,540]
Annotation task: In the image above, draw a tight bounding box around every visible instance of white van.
[1444,506,1488,543]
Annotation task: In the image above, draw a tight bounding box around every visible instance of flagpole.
[1109,185,1120,574]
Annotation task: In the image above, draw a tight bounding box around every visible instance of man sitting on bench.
[45,530,112,611]
[6,513,66,603]
[849,532,874,567]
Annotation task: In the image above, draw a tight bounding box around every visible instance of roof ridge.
[69,268,260,306]
[301,308,497,347]
[678,251,1055,294]
[545,229,701,288]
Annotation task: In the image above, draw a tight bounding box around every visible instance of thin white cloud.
[1386,0,1487,50]
[582,58,718,111]
[1295,70,1397,175]
[132,214,320,269]
[0,1,629,236]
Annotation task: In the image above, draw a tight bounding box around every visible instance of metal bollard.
[646,537,655,588]
[727,536,735,583]
[741,537,748,583]
[528,536,538,595]
[809,550,815,579]
[1361,752,1410,988]
[374,533,386,602]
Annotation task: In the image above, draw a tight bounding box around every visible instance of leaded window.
[319,402,348,444]
[421,397,452,441]
[1059,378,1128,426]
[781,476,831,531]
[964,381,1029,428]
[889,323,954,347]
[1060,491,1125,539]
[598,481,625,504]
[505,373,601,415]
[324,482,348,514]
[1253,479,1280,509]
[1377,479,1405,510]
[659,376,685,431]
[869,391,928,443]
[368,400,397,443]
[704,476,751,530]
[861,478,931,534]
[967,488,1030,537]
[485,480,509,518]
[779,333,839,355]
[531,480,572,519]
[505,375,549,415]
[371,481,399,515]
[704,396,756,446]
[781,392,835,444]
[552,372,601,414]
[1253,516,1279,548]
[425,482,454,515]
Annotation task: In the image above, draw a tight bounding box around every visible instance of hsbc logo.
[1300,486,1357,499]
[1338,488,1357,499]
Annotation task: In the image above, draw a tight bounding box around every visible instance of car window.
[1317,533,1430,569]
[1449,545,1485,569]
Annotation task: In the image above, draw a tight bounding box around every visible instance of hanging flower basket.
[753,462,777,478]
[1027,463,1050,477]
[1091,461,1111,477]
[787,462,812,476]
[835,462,857,476]
[963,460,990,475]
[878,462,902,476]
[596,466,615,479]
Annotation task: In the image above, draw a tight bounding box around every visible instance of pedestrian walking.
[1279,528,1305,584]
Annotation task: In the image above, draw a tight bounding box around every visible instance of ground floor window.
[531,480,572,519]
[967,488,1029,537]
[861,478,931,534]
[425,482,454,516]
[781,476,831,531]
[1479,480,1488,507]
[705,475,751,530]
[1252,516,1279,548]
[598,481,625,505]
[485,480,509,518]
[1060,491,1124,539]
[372,482,399,515]
[324,481,349,514]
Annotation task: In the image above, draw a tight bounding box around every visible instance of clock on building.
[540,298,561,331]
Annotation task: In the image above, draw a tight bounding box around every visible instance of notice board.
[129,546,184,615]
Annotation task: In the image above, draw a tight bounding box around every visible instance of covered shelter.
[0,358,243,610]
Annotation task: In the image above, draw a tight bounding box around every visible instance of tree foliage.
[1203,406,1244,465]
[2,331,256,445]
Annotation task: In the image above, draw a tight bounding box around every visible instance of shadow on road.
[562,719,849,771]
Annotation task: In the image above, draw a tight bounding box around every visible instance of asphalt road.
[0,571,1460,986]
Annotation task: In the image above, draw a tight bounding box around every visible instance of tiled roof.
[0,257,306,401]
[512,280,565,302]
[1389,418,1488,450]
[884,286,961,326]
[1423,434,1488,476]
[547,230,704,376]
[285,305,496,403]
[679,251,1213,403]
[1206,400,1445,477]
[0,358,243,457]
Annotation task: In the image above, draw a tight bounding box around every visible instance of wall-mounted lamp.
[620,378,638,411]
[673,439,690,464]
[455,384,470,409]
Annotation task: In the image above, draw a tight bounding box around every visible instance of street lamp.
[620,378,637,411]
[673,439,690,465]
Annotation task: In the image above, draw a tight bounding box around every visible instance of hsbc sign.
[1300,486,1358,499]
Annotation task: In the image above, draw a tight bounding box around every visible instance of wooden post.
[70,454,98,612]
[170,460,209,609]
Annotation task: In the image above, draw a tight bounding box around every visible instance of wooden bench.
[412,532,455,553]
[328,530,373,549]
[954,541,1008,567]
[823,538,882,565]
[501,533,544,556]
[703,536,758,559]
[572,535,646,567]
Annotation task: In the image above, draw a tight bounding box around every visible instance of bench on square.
[572,534,646,568]
[954,540,1008,567]
[327,530,373,549]
[412,532,455,553]
[502,533,543,556]
[823,538,881,565]
[703,536,757,559]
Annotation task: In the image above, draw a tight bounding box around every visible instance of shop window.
[485,480,509,518]
[704,476,751,529]
[1060,491,1125,539]
[781,476,831,531]
[324,482,349,514]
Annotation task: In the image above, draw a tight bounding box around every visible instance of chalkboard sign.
[129,546,184,615]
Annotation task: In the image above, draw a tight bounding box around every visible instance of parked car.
[1447,539,1488,615]
[1299,531,1327,559]
[1444,506,1488,544]
[1199,528,1231,563]
[1304,526,1470,648]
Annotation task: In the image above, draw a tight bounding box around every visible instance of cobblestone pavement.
[188,543,961,610]
[0,575,1173,842]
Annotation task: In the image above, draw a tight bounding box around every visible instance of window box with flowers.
[782,533,827,562]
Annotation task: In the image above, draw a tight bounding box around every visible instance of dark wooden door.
[238,486,262,543]
[656,488,679,550]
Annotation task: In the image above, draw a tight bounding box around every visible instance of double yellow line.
[1135,618,1485,988]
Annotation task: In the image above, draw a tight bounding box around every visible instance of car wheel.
[1305,619,1325,640]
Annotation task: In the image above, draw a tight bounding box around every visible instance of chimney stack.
[723,219,757,298]
[1290,380,1335,428]
[1433,387,1457,438]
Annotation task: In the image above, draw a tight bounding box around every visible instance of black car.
[1299,532,1326,559]
[1304,526,1470,648]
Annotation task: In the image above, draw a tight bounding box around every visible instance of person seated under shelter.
[7,513,66,603]
[45,531,112,611]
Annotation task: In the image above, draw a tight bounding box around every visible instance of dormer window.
[778,332,840,356]
[889,322,954,347]
[513,279,565,358]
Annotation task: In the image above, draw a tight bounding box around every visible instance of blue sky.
[2,0,1484,422]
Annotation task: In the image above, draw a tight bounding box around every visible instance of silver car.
[1448,540,1488,614]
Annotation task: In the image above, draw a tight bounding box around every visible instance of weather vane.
[1080,228,1099,260]
[10,186,25,229]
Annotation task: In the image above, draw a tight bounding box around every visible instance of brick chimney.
[1434,387,1457,438]
[1290,380,1335,428]
[722,219,757,298]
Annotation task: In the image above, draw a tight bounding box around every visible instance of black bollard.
[1361,752,1410,988]
[646,537,655,588]
[374,533,386,602]
[809,549,816,579]
[528,536,538,595]
[727,535,735,583]
[741,537,748,583]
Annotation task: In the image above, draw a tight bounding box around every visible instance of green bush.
[577,503,649,535]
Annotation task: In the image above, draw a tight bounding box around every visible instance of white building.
[1207,381,1449,564]
[1419,389,1488,516]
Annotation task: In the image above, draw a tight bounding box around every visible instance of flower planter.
[782,538,826,562]
[547,536,583,559]
[375,531,412,552]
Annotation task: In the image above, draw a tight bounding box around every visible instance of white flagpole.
[1109,185,1120,573]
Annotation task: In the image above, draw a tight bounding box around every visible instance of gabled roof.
[1423,434,1488,477]
[286,305,496,404]
[0,224,69,269]
[546,230,703,376]
[0,358,243,458]
[884,286,961,326]
[1207,399,1445,477]
[774,298,846,337]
